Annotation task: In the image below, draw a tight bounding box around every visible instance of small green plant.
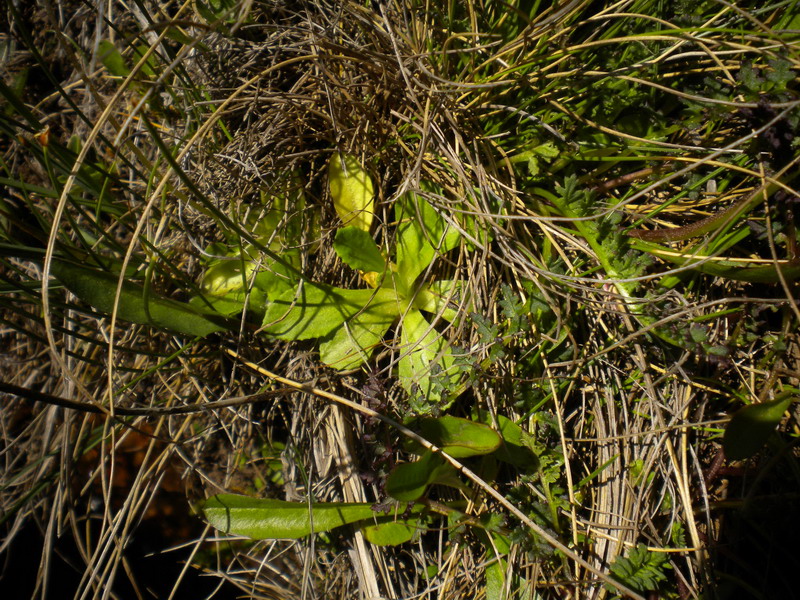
[193,175,309,316]
[259,154,468,409]
[608,544,670,596]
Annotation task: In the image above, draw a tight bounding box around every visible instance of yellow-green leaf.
[334,226,386,273]
[263,283,397,341]
[329,153,374,231]
[98,40,130,78]
[360,520,417,546]
[319,306,395,370]
[201,258,257,296]
[199,494,378,539]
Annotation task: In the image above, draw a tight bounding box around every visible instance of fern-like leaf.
[608,544,670,594]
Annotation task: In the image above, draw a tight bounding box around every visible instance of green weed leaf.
[395,192,460,288]
[360,520,417,546]
[263,283,397,340]
[407,416,501,458]
[191,287,267,316]
[201,258,257,296]
[723,394,796,460]
[485,558,508,600]
[413,279,464,322]
[386,450,454,502]
[50,260,232,337]
[329,153,374,231]
[483,414,539,470]
[98,40,129,77]
[334,226,386,274]
[398,309,459,408]
[609,544,669,594]
[199,494,378,539]
[319,307,395,370]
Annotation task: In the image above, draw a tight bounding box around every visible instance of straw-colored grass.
[2,1,799,599]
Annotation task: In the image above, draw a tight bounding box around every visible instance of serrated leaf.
[386,449,454,502]
[329,153,374,231]
[609,544,669,594]
[50,260,233,337]
[723,394,796,460]
[98,40,129,77]
[407,416,501,458]
[334,226,386,273]
[319,307,395,370]
[263,283,397,340]
[533,141,560,158]
[199,494,378,539]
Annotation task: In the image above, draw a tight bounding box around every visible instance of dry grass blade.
[2,1,799,599]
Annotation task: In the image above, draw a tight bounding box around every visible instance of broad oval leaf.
[360,520,417,546]
[482,414,538,470]
[191,287,267,317]
[386,450,454,502]
[334,226,386,274]
[413,279,465,323]
[98,40,130,77]
[199,494,378,539]
[723,394,797,460]
[329,153,374,231]
[50,260,233,337]
[408,416,501,458]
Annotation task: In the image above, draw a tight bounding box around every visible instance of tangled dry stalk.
[2,1,799,599]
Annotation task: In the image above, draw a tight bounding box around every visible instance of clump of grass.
[1,1,799,599]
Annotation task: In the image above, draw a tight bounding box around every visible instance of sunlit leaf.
[334,226,386,274]
[395,191,460,288]
[360,520,417,546]
[406,416,501,458]
[329,153,374,231]
[199,494,378,539]
[263,283,397,340]
[319,306,396,370]
[201,258,257,295]
[398,309,459,407]
[413,279,465,322]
